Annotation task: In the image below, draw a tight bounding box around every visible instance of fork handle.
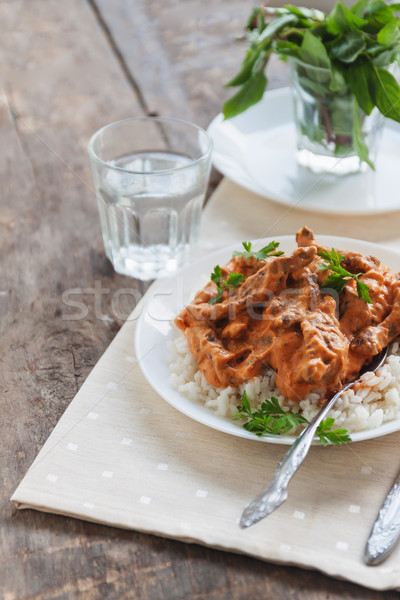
[240,384,353,527]
[272,386,349,490]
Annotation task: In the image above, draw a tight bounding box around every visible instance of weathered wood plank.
[0,0,399,599]
[0,0,148,597]
[92,0,290,129]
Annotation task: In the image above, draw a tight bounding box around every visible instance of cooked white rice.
[168,332,400,435]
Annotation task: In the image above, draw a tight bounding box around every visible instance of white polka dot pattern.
[139,496,151,505]
[336,541,349,552]
[195,490,208,499]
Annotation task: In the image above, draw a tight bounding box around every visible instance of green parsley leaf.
[318,247,345,267]
[232,240,284,260]
[317,248,372,303]
[208,265,245,304]
[233,393,309,436]
[356,278,372,303]
[210,265,223,286]
[226,272,246,288]
[316,418,352,446]
[255,241,285,259]
[234,393,351,445]
[208,289,224,305]
[242,241,252,252]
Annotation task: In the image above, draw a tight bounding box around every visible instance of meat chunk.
[176,246,317,328]
[174,228,400,402]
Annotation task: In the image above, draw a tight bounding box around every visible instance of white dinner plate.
[207,88,400,215]
[135,235,400,445]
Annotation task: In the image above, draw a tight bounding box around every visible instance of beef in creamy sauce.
[175,227,400,402]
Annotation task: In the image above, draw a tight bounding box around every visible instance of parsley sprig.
[232,240,284,260]
[234,391,351,446]
[318,248,372,303]
[208,265,246,304]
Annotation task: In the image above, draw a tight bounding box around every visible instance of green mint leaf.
[223,71,268,119]
[372,66,400,123]
[329,65,348,93]
[273,39,302,59]
[330,30,366,63]
[223,1,400,131]
[351,0,373,18]
[377,19,400,46]
[352,95,374,169]
[327,2,366,35]
[245,6,264,31]
[225,50,262,87]
[370,2,398,26]
[282,5,325,22]
[344,56,375,115]
[258,13,299,44]
[300,31,331,68]
[256,8,266,31]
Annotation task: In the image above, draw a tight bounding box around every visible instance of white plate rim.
[134,235,400,445]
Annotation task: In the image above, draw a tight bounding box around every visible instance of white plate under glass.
[207,88,400,215]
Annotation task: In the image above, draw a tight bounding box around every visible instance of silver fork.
[240,347,389,529]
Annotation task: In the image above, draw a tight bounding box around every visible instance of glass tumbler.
[88,117,213,280]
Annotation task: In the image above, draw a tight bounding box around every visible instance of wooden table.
[1,2,397,598]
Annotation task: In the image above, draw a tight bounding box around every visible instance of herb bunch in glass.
[224,1,400,170]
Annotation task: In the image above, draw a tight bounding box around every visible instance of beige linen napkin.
[12,179,400,591]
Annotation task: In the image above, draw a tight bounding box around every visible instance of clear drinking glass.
[88,117,213,280]
[289,58,383,175]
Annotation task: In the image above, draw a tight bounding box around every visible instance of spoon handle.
[364,470,400,565]
[240,383,353,529]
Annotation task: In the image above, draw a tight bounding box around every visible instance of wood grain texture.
[1,0,398,599]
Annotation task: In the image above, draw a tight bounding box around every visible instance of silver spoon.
[240,347,389,529]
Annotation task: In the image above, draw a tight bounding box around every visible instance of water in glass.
[96,151,205,280]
